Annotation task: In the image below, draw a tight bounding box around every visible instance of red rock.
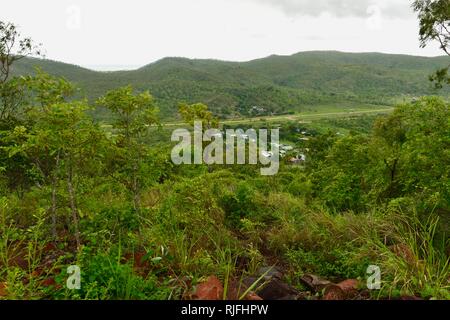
[337,279,359,298]
[41,277,56,287]
[193,276,224,300]
[245,292,263,300]
[323,284,345,300]
[0,282,7,297]
[43,242,57,253]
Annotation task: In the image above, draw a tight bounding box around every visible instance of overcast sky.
[0,0,445,71]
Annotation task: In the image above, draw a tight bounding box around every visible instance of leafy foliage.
[413,0,450,88]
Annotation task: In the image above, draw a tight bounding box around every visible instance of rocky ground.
[191,267,370,301]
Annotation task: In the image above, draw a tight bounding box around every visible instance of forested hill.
[12,51,450,119]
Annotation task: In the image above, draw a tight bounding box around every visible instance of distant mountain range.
[12,51,450,120]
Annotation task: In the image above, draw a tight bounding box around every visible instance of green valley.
[11,51,449,120]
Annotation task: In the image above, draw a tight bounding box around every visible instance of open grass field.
[162,104,394,127]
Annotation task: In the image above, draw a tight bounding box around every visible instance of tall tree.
[0,21,42,82]
[97,86,159,213]
[3,71,105,247]
[0,21,42,121]
[6,100,105,248]
[413,0,450,87]
[178,102,218,129]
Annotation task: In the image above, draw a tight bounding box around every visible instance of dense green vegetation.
[11,52,450,120]
[0,67,448,299]
[0,11,449,300]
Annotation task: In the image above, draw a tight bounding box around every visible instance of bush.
[55,249,170,300]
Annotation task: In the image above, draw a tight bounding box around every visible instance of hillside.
[11,51,450,120]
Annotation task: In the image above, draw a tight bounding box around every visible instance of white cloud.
[242,0,412,18]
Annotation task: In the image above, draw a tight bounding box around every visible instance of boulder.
[323,284,346,300]
[0,282,7,297]
[300,274,332,292]
[337,279,360,298]
[193,276,224,300]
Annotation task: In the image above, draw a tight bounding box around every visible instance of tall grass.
[373,211,449,299]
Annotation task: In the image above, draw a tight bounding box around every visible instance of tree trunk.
[390,158,398,183]
[132,161,141,214]
[50,151,61,241]
[67,165,81,250]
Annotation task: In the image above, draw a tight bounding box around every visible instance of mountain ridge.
[11,51,450,120]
